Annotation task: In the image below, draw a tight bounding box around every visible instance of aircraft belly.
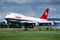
[5,18,31,23]
[5,18,19,23]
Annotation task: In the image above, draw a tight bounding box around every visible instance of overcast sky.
[0,0,60,22]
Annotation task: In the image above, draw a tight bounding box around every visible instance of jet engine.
[49,21,56,26]
[34,22,39,26]
[3,20,8,25]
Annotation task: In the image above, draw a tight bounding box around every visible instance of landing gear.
[24,23,34,28]
[19,24,22,28]
[29,24,34,28]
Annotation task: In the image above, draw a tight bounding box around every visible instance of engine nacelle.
[50,21,55,26]
[35,22,39,26]
[3,20,8,25]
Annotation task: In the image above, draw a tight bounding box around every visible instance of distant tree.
[0,22,8,28]
[0,22,1,28]
[0,22,3,28]
[0,22,21,28]
[46,27,49,30]
[11,23,19,28]
[15,24,19,28]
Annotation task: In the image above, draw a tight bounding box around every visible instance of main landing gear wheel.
[19,24,22,28]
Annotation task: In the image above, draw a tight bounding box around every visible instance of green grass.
[0,29,60,40]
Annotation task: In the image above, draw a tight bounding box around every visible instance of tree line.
[0,22,21,28]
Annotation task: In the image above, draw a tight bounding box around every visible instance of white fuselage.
[5,13,47,23]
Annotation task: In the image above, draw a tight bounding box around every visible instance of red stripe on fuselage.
[16,16,21,19]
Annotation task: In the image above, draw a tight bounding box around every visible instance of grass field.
[0,28,60,40]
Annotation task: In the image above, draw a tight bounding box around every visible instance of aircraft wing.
[39,21,60,23]
[54,21,60,23]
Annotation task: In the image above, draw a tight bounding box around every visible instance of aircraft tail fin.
[40,8,49,19]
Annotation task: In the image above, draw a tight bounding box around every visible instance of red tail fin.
[40,8,49,19]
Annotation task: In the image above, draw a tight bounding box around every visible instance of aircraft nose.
[5,14,15,19]
[5,15,9,18]
[5,16,7,18]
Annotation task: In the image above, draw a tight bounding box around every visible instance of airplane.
[3,8,57,28]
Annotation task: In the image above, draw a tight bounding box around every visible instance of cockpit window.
[8,13,11,15]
